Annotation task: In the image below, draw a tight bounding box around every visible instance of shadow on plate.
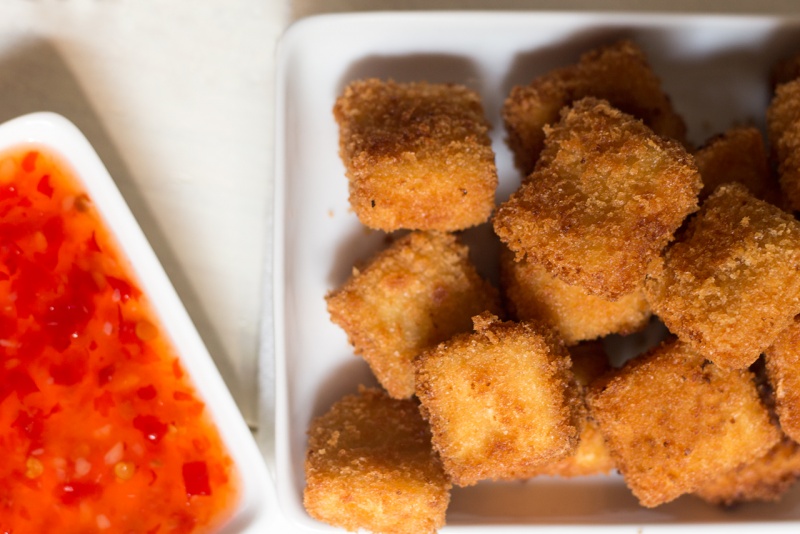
[309,357,379,421]
[449,473,800,525]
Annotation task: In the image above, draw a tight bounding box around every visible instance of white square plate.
[0,112,272,533]
[273,11,800,532]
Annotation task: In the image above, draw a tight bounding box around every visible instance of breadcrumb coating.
[588,340,780,508]
[334,79,497,231]
[304,387,451,534]
[695,357,800,506]
[767,79,800,211]
[326,231,501,399]
[645,183,800,370]
[694,437,800,507]
[694,126,778,204]
[766,317,800,443]
[500,245,651,344]
[503,39,687,176]
[414,313,582,486]
[494,97,701,300]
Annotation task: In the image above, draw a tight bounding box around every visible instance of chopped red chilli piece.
[49,356,87,386]
[12,409,45,444]
[97,364,115,386]
[21,151,37,172]
[137,385,158,400]
[36,174,53,198]
[6,368,39,398]
[133,415,169,444]
[172,359,184,379]
[57,481,102,506]
[182,461,212,497]
[87,231,101,252]
[173,391,193,401]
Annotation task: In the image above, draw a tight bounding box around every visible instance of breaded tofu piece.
[532,341,615,478]
[414,313,582,486]
[326,231,501,399]
[334,79,497,231]
[767,79,800,211]
[695,437,800,507]
[696,357,800,506]
[766,317,800,443]
[304,387,451,534]
[587,340,780,508]
[503,39,687,176]
[500,245,651,344]
[694,126,778,203]
[494,97,701,300]
[645,183,800,370]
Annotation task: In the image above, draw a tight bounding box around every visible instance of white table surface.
[2,0,797,531]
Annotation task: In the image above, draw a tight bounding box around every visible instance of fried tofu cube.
[587,340,780,508]
[494,97,701,300]
[767,79,800,211]
[694,126,778,203]
[645,183,800,370]
[503,39,687,176]
[766,317,800,443]
[531,341,615,478]
[414,313,582,486]
[326,231,502,399]
[333,79,498,231]
[696,355,800,506]
[500,245,651,344]
[695,437,800,506]
[304,387,451,534]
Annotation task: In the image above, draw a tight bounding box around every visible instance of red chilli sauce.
[0,148,239,533]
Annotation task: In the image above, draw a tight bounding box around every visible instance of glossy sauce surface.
[0,147,238,533]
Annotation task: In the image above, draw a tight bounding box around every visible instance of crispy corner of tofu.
[304,387,451,534]
[588,340,780,507]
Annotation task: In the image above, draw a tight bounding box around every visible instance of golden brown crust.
[767,79,800,211]
[694,436,800,506]
[693,126,779,204]
[587,340,780,508]
[645,183,800,370]
[766,317,800,443]
[334,79,497,231]
[494,97,700,300]
[695,356,800,506]
[500,245,651,344]
[503,39,687,176]
[326,231,502,399]
[304,387,451,534]
[414,313,582,486]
